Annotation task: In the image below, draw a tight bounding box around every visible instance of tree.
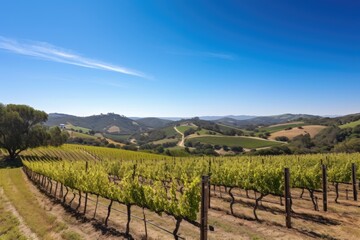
[353,125,360,134]
[231,146,244,153]
[334,138,360,153]
[0,104,48,160]
[275,136,289,142]
[48,126,69,146]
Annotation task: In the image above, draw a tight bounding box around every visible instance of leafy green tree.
[231,146,244,153]
[353,125,360,134]
[0,104,48,160]
[275,136,289,142]
[334,138,360,153]
[48,126,69,147]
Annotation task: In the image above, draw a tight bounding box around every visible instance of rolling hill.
[135,117,173,129]
[46,113,147,134]
[215,114,319,128]
[269,125,327,140]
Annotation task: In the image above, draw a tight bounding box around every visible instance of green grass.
[162,126,181,138]
[68,131,98,140]
[61,231,82,240]
[0,196,27,240]
[104,133,131,142]
[65,124,91,134]
[340,119,360,129]
[152,138,178,145]
[196,128,221,135]
[0,168,81,240]
[217,123,252,135]
[258,122,305,133]
[176,125,197,134]
[187,136,284,149]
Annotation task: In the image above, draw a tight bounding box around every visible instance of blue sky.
[0,0,359,117]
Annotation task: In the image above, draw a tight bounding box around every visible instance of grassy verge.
[0,168,82,240]
[0,193,27,240]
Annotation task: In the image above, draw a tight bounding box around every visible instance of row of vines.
[20,144,360,238]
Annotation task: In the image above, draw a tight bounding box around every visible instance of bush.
[275,136,289,142]
[184,128,196,137]
[334,138,360,153]
[231,146,244,153]
[122,144,138,151]
[107,143,116,148]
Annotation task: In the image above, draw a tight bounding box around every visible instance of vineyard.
[18,144,360,239]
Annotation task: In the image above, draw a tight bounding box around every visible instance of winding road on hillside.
[174,126,185,147]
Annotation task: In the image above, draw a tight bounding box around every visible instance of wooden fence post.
[284,168,291,228]
[352,163,357,201]
[84,161,89,215]
[201,176,209,240]
[208,159,211,209]
[322,164,327,211]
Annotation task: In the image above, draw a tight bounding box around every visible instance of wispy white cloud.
[0,36,147,78]
[168,49,235,60]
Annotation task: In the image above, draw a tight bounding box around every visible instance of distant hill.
[130,115,256,121]
[215,114,320,128]
[46,113,147,134]
[135,117,173,129]
[305,113,360,127]
[198,115,256,121]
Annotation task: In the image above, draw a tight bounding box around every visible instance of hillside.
[135,117,173,129]
[339,119,360,129]
[46,113,147,134]
[269,125,327,140]
[215,114,319,128]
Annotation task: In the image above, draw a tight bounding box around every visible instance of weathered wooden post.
[83,161,89,214]
[352,163,357,201]
[322,164,327,211]
[201,176,209,240]
[208,159,211,209]
[284,168,291,228]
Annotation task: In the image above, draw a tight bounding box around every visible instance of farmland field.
[104,133,131,142]
[176,125,197,134]
[258,122,305,133]
[68,130,98,140]
[187,136,284,148]
[65,123,91,134]
[340,119,360,129]
[269,125,327,140]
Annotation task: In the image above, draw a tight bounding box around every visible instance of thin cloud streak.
[0,36,147,78]
[168,49,235,60]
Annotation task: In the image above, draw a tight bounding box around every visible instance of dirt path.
[174,126,185,147]
[0,187,39,240]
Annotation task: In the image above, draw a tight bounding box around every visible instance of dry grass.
[107,125,120,133]
[0,191,27,240]
[269,125,326,140]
